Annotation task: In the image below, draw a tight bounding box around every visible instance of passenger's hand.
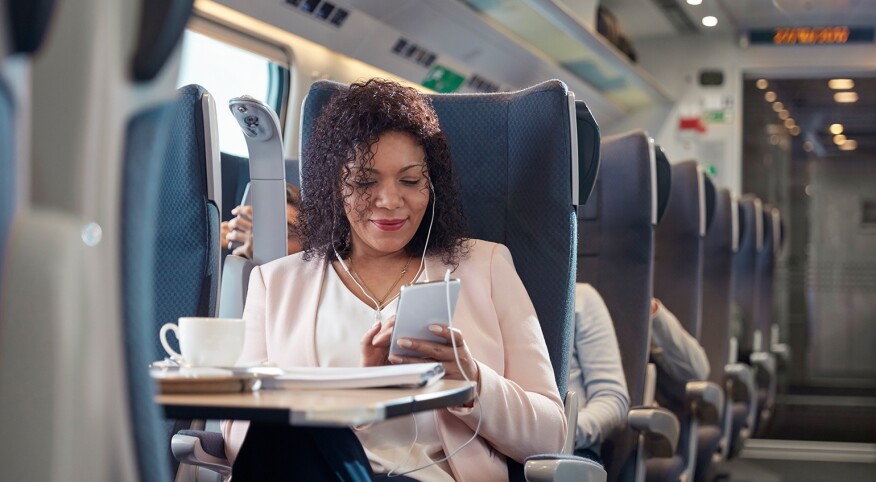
[360,316,396,368]
[220,221,232,248]
[226,205,254,259]
[389,324,480,385]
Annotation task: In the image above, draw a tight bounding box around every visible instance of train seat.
[698,186,751,479]
[728,196,765,455]
[751,203,779,435]
[651,159,723,482]
[578,131,680,482]
[301,79,602,482]
[1,1,195,480]
[0,0,57,315]
[129,83,223,479]
[0,77,13,291]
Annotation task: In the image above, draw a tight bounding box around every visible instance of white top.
[650,301,710,382]
[568,283,630,449]
[316,265,454,482]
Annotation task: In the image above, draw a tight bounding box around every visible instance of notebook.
[262,363,445,390]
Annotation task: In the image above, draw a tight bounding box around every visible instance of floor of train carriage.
[720,456,876,482]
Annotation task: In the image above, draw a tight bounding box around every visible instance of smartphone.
[228,182,252,251]
[389,279,461,358]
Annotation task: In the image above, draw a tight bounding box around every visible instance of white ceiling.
[719,0,876,29]
[599,0,876,39]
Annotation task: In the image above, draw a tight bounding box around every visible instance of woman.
[222,79,565,481]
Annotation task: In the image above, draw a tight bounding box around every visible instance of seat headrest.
[654,145,672,224]
[704,174,717,233]
[7,0,58,54]
[575,101,601,207]
[131,0,195,81]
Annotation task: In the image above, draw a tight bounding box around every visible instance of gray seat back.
[654,160,707,339]
[1,1,194,480]
[702,188,738,386]
[0,0,57,306]
[652,160,707,472]
[754,205,777,350]
[733,196,764,354]
[578,130,657,482]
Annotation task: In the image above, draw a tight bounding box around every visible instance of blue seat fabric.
[125,84,222,478]
[301,80,580,481]
[122,103,176,482]
[151,84,220,358]
[0,79,14,299]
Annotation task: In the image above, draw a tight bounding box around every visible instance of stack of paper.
[263,363,445,390]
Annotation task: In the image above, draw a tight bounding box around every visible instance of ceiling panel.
[719,0,876,30]
[600,0,678,39]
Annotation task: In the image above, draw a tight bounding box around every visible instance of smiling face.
[343,131,431,258]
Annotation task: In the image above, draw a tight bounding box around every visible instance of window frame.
[185,14,294,130]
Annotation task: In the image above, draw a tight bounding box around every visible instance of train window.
[177,30,290,157]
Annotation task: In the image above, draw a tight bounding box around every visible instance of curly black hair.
[299,78,470,266]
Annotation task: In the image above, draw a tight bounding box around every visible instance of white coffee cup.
[159,317,245,367]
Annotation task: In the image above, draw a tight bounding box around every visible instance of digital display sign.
[748,26,874,45]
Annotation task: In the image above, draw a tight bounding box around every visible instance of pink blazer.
[221,240,565,481]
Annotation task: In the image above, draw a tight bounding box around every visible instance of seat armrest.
[725,363,756,430]
[771,343,790,366]
[562,390,579,455]
[749,351,776,388]
[172,431,232,476]
[724,363,754,403]
[685,381,724,425]
[628,406,679,457]
[524,454,606,482]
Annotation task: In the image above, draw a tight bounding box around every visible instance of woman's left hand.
[388,324,480,385]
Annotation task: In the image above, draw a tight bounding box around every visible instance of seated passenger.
[650,299,710,382]
[222,79,565,481]
[220,182,303,258]
[567,283,630,463]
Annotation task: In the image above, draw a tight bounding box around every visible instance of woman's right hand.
[360,316,395,367]
[225,205,254,260]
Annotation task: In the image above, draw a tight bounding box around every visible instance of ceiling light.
[790,126,801,136]
[765,91,777,102]
[838,139,857,151]
[829,123,844,135]
[834,134,847,145]
[778,110,789,120]
[687,0,703,5]
[702,16,718,27]
[784,118,795,128]
[834,92,859,103]
[828,79,855,90]
[772,102,784,112]
[756,79,769,90]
